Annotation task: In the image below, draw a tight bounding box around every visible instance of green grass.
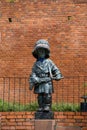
[0,99,80,112]
[0,99,38,112]
[52,103,80,112]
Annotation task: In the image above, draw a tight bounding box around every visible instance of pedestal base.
[35,120,55,130]
[35,111,54,119]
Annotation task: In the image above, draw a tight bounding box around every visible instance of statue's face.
[37,48,46,58]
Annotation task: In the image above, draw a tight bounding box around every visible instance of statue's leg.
[37,93,44,111]
[43,93,52,111]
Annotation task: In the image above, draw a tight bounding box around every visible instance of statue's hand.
[29,81,34,90]
[52,76,64,80]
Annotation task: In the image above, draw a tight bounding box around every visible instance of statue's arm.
[29,64,37,90]
[50,60,64,81]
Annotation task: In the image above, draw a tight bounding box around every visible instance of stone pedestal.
[35,120,55,130]
[35,111,54,119]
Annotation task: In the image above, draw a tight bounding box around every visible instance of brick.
[9,119,15,122]
[7,115,16,119]
[23,122,32,126]
[16,115,23,118]
[1,116,7,119]
[15,112,26,115]
[67,115,74,119]
[75,112,82,116]
[1,126,10,130]
[81,112,87,116]
[9,112,15,115]
[57,122,70,126]
[82,120,87,123]
[1,112,9,116]
[74,116,84,119]
[56,116,67,119]
[26,115,34,119]
[16,126,27,130]
[64,112,75,116]
[82,127,87,130]
[9,126,16,130]
[65,119,75,123]
[17,122,23,125]
[26,126,33,130]
[56,126,81,130]
[8,122,17,126]
[16,119,25,122]
[57,112,64,115]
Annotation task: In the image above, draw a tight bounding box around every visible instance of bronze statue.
[29,39,63,113]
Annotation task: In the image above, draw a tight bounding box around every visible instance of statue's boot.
[43,94,52,111]
[44,104,51,111]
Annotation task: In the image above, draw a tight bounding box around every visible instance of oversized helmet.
[32,39,50,59]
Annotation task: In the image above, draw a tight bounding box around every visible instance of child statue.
[29,39,63,112]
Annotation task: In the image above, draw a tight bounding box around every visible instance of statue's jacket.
[29,59,63,94]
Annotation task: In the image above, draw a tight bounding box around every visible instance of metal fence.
[0,76,87,111]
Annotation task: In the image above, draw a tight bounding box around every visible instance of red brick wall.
[0,0,87,77]
[0,112,87,130]
[0,0,87,104]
